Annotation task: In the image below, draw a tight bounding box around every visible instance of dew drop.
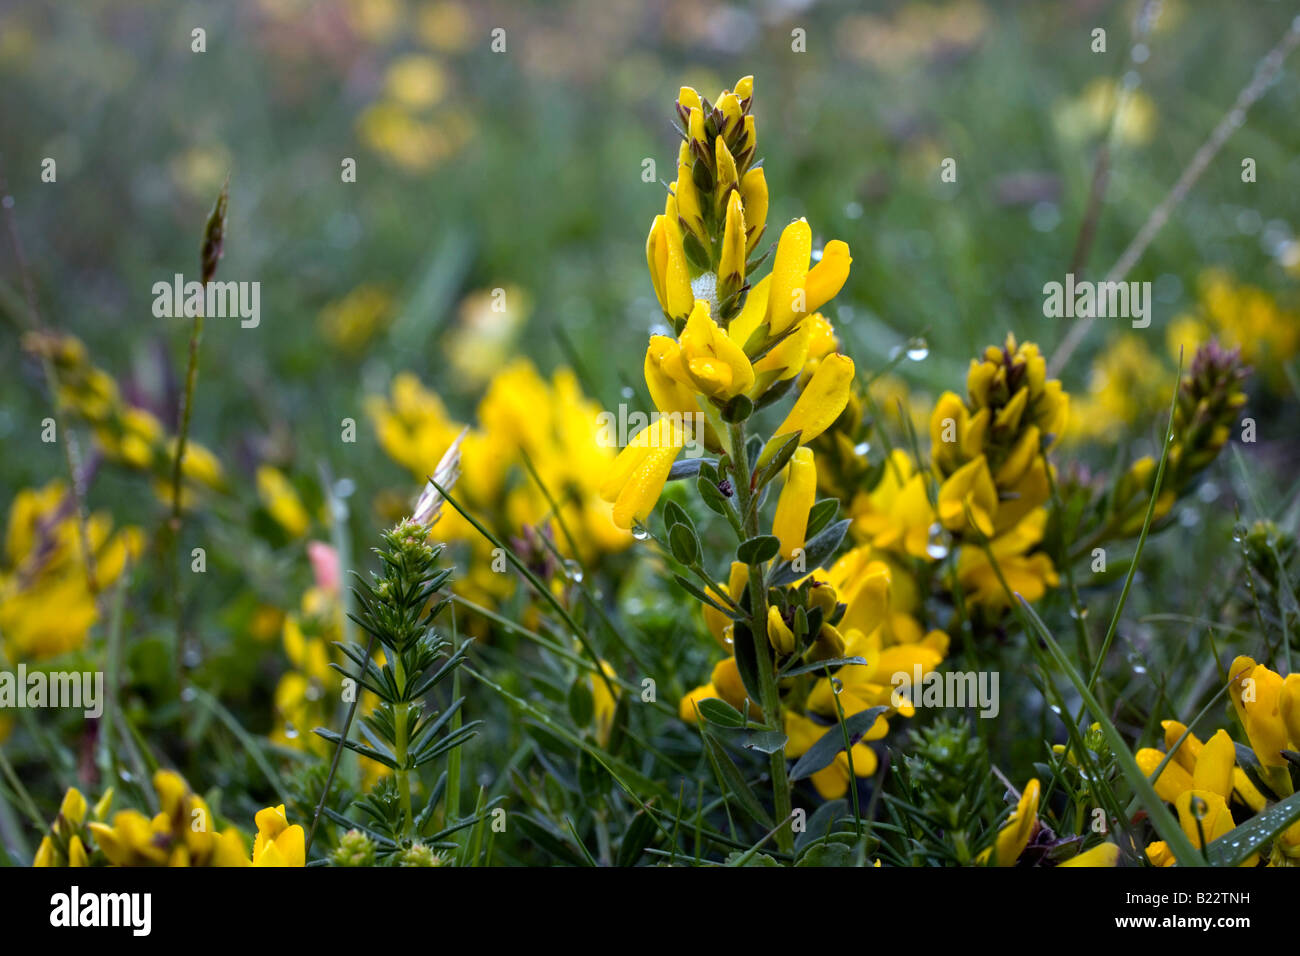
[564,560,584,583]
[853,441,871,457]
[906,338,929,361]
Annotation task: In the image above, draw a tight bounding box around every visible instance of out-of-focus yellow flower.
[445,285,532,386]
[384,54,446,109]
[936,455,997,538]
[701,561,747,650]
[850,450,935,560]
[1055,77,1156,146]
[978,779,1040,866]
[591,659,620,746]
[1188,270,1299,386]
[257,465,311,538]
[956,509,1059,609]
[0,481,142,662]
[417,2,472,52]
[84,771,252,867]
[1066,335,1174,443]
[319,283,393,354]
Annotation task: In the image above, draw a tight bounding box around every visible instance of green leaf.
[722,393,754,423]
[668,522,701,566]
[796,842,855,866]
[701,731,774,829]
[667,457,714,481]
[1206,788,1300,866]
[795,799,849,852]
[741,730,788,754]
[663,499,691,533]
[754,432,802,488]
[617,807,660,867]
[672,574,740,619]
[568,677,595,728]
[696,697,746,728]
[737,534,780,565]
[697,476,731,517]
[789,706,888,781]
[805,498,839,539]
[514,814,591,867]
[779,656,868,679]
[731,620,765,704]
[769,519,851,586]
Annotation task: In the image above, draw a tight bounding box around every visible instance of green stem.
[726,418,793,856]
[394,654,413,838]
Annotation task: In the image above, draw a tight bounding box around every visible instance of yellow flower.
[768,353,855,450]
[739,167,768,254]
[1059,842,1120,867]
[679,656,757,723]
[773,447,817,560]
[784,710,878,799]
[591,659,621,746]
[956,510,1059,609]
[766,605,796,655]
[766,220,852,336]
[251,804,306,867]
[83,771,254,867]
[851,451,935,560]
[1175,789,1235,850]
[646,197,695,324]
[936,455,998,538]
[0,481,142,661]
[599,416,686,529]
[1228,656,1290,768]
[978,779,1040,866]
[1136,727,1235,803]
[701,561,748,650]
[718,191,747,302]
[676,299,755,399]
[257,465,311,538]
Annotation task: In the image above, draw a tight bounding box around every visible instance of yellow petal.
[805,240,851,313]
[770,353,855,448]
[1059,842,1119,867]
[767,219,812,335]
[773,447,816,559]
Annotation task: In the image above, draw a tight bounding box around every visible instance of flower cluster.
[1139,655,1300,867]
[367,360,629,609]
[23,331,226,510]
[33,771,304,867]
[0,480,140,664]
